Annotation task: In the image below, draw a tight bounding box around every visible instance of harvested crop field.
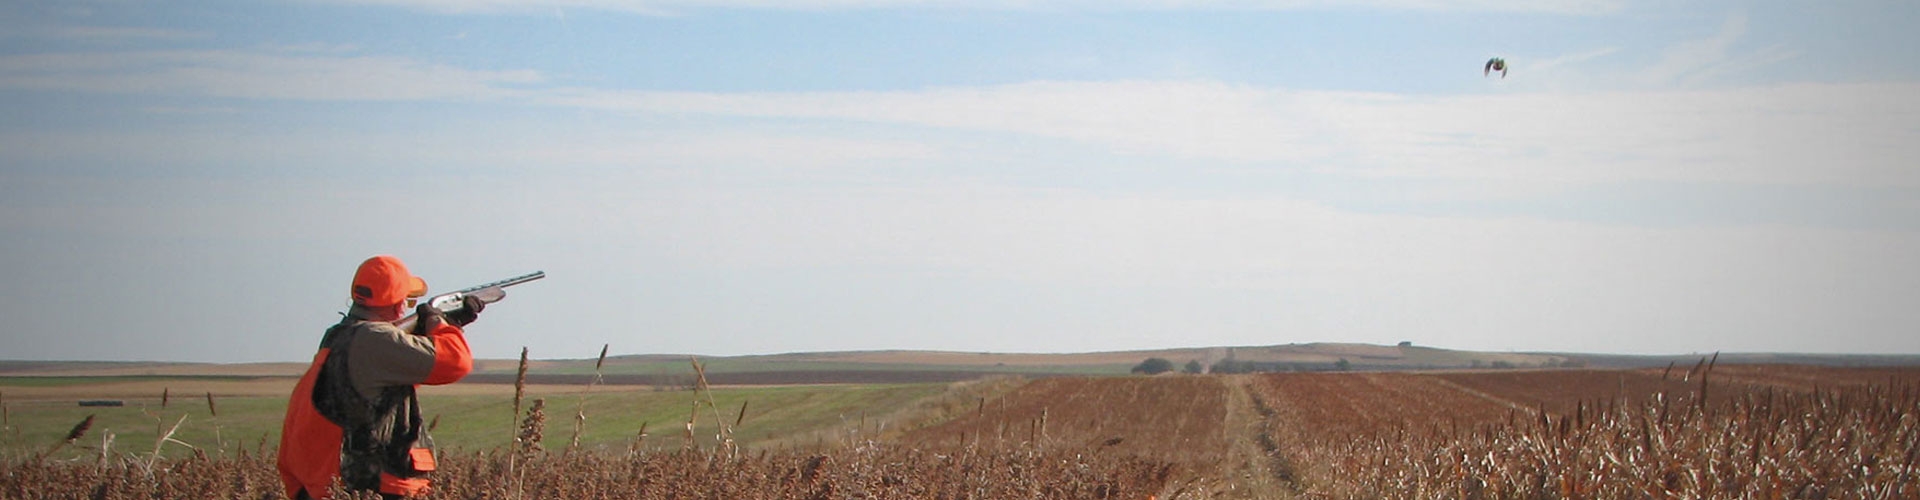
[4,364,1916,499]
[903,376,1228,455]
[1245,365,1920,498]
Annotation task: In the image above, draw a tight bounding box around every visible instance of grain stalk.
[35,414,93,462]
[517,398,547,454]
[688,357,736,454]
[507,346,531,499]
[513,398,547,500]
[683,400,698,451]
[569,344,609,451]
[206,391,224,455]
[96,429,114,467]
[513,346,529,447]
[628,421,649,456]
[148,413,195,468]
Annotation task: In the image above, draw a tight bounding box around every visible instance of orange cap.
[350,255,428,306]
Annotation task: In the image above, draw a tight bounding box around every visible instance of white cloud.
[3,170,1905,360]
[1640,13,1747,85]
[549,80,1920,189]
[478,128,946,172]
[8,42,1911,191]
[39,26,211,41]
[550,81,1339,163]
[502,181,1920,354]
[1638,13,1802,87]
[0,49,542,101]
[7,165,1918,358]
[4,42,1912,192]
[1511,47,1620,84]
[325,0,1619,15]
[140,105,240,115]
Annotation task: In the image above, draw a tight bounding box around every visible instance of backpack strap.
[311,322,375,429]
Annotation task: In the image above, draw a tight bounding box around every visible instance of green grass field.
[1,382,957,461]
[424,383,951,452]
[499,358,1130,376]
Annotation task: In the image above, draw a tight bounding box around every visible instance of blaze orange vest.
[278,323,435,499]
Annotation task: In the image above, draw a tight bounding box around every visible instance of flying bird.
[1484,57,1507,78]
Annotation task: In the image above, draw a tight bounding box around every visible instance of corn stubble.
[1255,368,1920,499]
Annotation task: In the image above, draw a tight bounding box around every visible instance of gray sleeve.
[347,322,440,399]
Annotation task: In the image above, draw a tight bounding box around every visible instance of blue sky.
[3,0,1918,363]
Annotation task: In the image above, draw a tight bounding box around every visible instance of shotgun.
[394,271,545,332]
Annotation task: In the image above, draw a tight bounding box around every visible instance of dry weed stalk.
[683,400,698,451]
[510,399,547,500]
[36,414,93,462]
[4,441,1177,499]
[628,421,649,456]
[512,346,528,443]
[569,344,609,451]
[508,346,531,497]
[97,429,115,467]
[687,357,737,454]
[1267,370,1919,499]
[148,413,194,467]
[205,391,224,453]
[517,398,547,455]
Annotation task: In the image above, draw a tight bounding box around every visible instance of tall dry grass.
[1269,366,1920,499]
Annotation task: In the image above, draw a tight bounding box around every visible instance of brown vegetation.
[3,445,1173,499]
[905,376,1229,457]
[4,364,1916,499]
[1249,365,1920,499]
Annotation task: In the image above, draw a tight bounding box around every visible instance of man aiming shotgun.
[279,255,542,499]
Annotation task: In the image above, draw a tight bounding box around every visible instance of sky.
[2,0,1918,363]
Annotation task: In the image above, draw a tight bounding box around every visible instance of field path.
[1216,375,1305,499]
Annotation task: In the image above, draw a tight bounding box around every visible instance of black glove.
[413,302,447,335]
[445,294,485,327]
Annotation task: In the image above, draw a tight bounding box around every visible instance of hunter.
[279,255,482,499]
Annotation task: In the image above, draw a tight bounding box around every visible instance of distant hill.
[1551,351,1920,369]
[489,342,1570,378]
[6,343,1917,385]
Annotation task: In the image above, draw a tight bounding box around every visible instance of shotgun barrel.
[395,270,545,332]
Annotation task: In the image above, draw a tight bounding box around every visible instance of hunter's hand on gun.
[410,295,481,335]
[446,295,484,327]
[412,302,447,335]
[395,270,543,333]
